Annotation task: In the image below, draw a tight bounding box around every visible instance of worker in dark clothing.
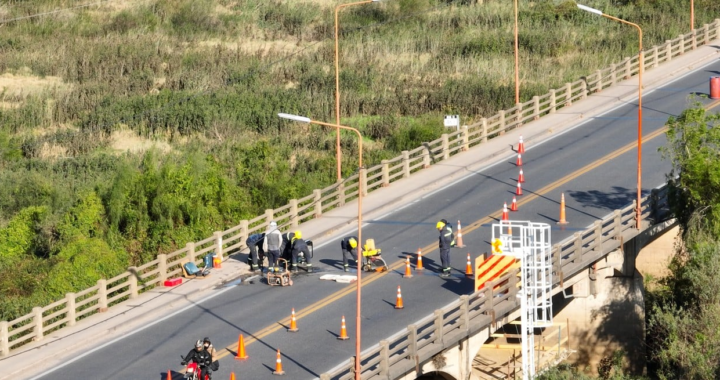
[290,230,313,273]
[340,236,359,272]
[281,231,295,261]
[436,219,455,277]
[182,339,213,379]
[246,233,265,273]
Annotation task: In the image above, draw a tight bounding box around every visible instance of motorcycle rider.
[263,221,282,271]
[290,230,313,273]
[203,337,219,372]
[246,232,266,272]
[182,339,213,379]
[340,236,359,272]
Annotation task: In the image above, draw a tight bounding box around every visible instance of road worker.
[290,230,313,273]
[245,232,265,273]
[262,221,282,271]
[340,236,359,272]
[437,219,455,277]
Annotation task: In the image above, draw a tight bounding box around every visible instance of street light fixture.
[278,112,364,380]
[577,3,643,228]
[334,0,381,182]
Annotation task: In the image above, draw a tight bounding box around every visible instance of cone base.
[395,305,404,309]
[235,355,249,360]
[273,370,286,375]
[557,221,568,225]
[288,328,298,332]
[337,336,349,340]
[403,274,413,278]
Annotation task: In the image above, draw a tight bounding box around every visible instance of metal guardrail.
[318,184,670,380]
[1,15,713,358]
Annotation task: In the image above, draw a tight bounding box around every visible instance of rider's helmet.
[195,339,203,349]
[349,238,357,249]
[294,230,302,239]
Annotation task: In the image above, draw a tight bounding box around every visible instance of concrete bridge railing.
[319,184,670,380]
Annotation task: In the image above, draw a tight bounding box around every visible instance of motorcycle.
[180,356,211,380]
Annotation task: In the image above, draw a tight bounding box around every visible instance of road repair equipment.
[403,256,413,278]
[511,196,518,211]
[361,239,388,272]
[395,286,404,309]
[519,169,525,183]
[235,334,248,360]
[465,253,473,277]
[502,203,510,221]
[416,248,424,271]
[558,193,569,225]
[456,220,466,248]
[518,135,526,153]
[273,350,285,375]
[267,258,293,286]
[338,316,349,340]
[288,308,298,332]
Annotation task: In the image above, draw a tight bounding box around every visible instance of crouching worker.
[246,232,266,273]
[340,236,358,272]
[290,230,313,273]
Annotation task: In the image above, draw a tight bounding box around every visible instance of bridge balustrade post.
[593,221,603,251]
[704,24,710,45]
[360,168,368,196]
[515,103,522,127]
[441,134,450,160]
[610,64,616,85]
[0,321,8,357]
[186,242,195,263]
[580,80,587,99]
[461,125,469,151]
[408,324,418,359]
[402,151,411,178]
[433,310,444,345]
[381,160,390,187]
[565,83,572,106]
[290,199,299,228]
[624,57,631,79]
[66,293,76,327]
[213,231,223,261]
[97,279,108,312]
[379,340,390,375]
[483,285,494,314]
[652,47,659,68]
[692,29,697,50]
[481,118,488,143]
[499,110,506,132]
[508,272,519,307]
[549,90,556,113]
[423,144,431,168]
[613,210,622,239]
[128,266,138,299]
[33,307,43,342]
[715,21,720,43]
[320,375,331,380]
[679,34,686,55]
[240,220,249,247]
[572,233,582,262]
[158,254,168,283]
[459,295,470,332]
[338,182,346,206]
[665,41,672,62]
[533,96,540,120]
[552,245,562,278]
[313,190,322,218]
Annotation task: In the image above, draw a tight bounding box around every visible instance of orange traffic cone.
[455,220,466,248]
[516,181,523,196]
[288,308,298,332]
[230,373,236,380]
[502,202,509,221]
[338,316,349,340]
[416,249,424,271]
[395,286,404,309]
[465,253,473,277]
[273,350,285,375]
[511,196,518,211]
[558,193,568,225]
[516,153,523,166]
[166,370,171,380]
[235,334,249,360]
[403,256,413,278]
[518,169,525,183]
[518,135,525,154]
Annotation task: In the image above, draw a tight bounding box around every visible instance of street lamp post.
[514,0,520,104]
[577,4,643,229]
[334,0,380,182]
[691,0,694,31]
[278,113,364,380]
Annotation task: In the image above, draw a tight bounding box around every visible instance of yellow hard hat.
[349,238,357,249]
[436,221,445,229]
[294,230,302,239]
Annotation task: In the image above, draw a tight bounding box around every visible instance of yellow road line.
[214,99,720,360]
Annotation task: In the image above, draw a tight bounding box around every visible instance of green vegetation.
[1,0,719,323]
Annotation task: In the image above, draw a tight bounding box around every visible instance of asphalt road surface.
[32,60,720,380]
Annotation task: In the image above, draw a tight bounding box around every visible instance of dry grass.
[0,69,69,100]
[110,129,173,154]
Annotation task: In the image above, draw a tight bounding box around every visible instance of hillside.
[1,0,719,321]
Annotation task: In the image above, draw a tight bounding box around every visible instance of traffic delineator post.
[502,203,509,221]
[416,249,424,271]
[288,308,298,332]
[518,135,525,154]
[511,196,518,211]
[558,193,568,225]
[456,220,466,248]
[273,350,285,375]
[518,169,525,183]
[516,153,523,166]
[465,253,473,277]
[395,286,404,309]
[403,256,413,278]
[338,316,349,340]
[235,334,249,360]
[516,181,523,196]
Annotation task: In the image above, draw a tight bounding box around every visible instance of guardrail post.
[214,231,223,261]
[692,29,697,50]
[379,340,390,375]
[381,160,390,187]
[565,83,572,106]
[499,110,506,132]
[186,242,196,263]
[481,118,488,143]
[434,310,444,344]
[610,64,616,85]
[549,90,556,113]
[704,24,710,45]
[240,220,249,246]
[402,151,411,177]
[441,134,450,160]
[593,221,603,251]
[624,57,631,79]
[408,324,418,359]
[459,295,469,332]
[678,34,685,55]
[66,293,76,326]
[265,209,274,224]
[128,266,139,299]
[290,199,299,228]
[0,321,8,357]
[614,210,622,239]
[572,233,582,262]
[515,103,522,127]
[158,254,168,283]
[715,21,720,42]
[461,125,469,151]
[580,79,587,99]
[313,190,322,218]
[423,144,431,168]
[652,46,659,68]
[338,183,346,206]
[665,41,672,62]
[532,96,540,120]
[32,307,43,342]
[97,279,108,312]
[360,168,368,196]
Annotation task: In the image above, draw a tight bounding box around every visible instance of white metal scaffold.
[491,221,553,380]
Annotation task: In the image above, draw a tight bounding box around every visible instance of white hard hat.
[270,221,277,227]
